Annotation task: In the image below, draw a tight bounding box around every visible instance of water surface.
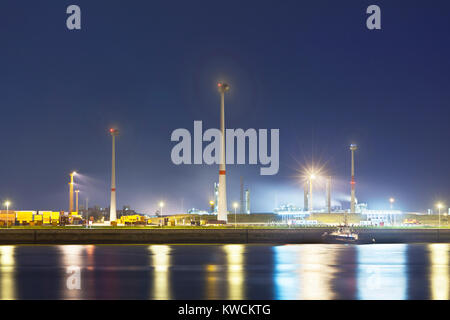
[0,244,448,299]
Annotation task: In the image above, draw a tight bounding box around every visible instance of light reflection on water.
[59,245,84,299]
[0,246,15,300]
[149,245,172,300]
[0,244,448,300]
[429,244,449,300]
[273,245,337,299]
[356,244,408,300]
[224,245,245,300]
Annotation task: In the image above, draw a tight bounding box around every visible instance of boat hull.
[322,232,375,244]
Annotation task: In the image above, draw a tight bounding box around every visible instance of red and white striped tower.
[350,144,357,213]
[109,128,119,222]
[217,82,229,222]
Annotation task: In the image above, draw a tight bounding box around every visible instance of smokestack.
[303,181,309,211]
[245,189,250,214]
[326,176,331,213]
[240,176,244,214]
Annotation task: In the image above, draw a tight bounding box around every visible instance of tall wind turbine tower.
[109,128,119,222]
[350,144,357,213]
[217,82,229,222]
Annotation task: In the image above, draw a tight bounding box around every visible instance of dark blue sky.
[0,0,449,213]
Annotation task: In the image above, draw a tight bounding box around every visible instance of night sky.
[0,0,449,214]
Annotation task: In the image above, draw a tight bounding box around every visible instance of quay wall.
[0,228,449,244]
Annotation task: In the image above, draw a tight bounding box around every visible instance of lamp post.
[159,201,164,217]
[209,201,215,214]
[389,198,395,225]
[4,201,10,228]
[75,190,79,213]
[233,202,239,229]
[437,203,443,228]
[85,198,89,228]
[389,197,395,210]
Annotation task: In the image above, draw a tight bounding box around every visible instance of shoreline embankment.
[0,228,449,244]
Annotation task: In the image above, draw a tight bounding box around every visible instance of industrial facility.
[0,85,447,230]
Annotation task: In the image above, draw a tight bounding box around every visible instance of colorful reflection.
[0,244,446,299]
[299,245,337,299]
[273,245,337,299]
[273,245,301,299]
[149,245,172,300]
[223,245,245,300]
[429,244,449,300]
[357,244,408,300]
[0,246,16,300]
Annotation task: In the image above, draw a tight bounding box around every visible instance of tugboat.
[322,226,359,244]
[322,212,375,244]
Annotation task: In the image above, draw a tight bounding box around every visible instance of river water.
[0,244,448,300]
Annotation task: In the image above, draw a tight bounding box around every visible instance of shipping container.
[50,212,60,223]
[39,211,53,224]
[16,211,35,224]
[0,211,16,225]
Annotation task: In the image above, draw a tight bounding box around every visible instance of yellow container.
[0,213,15,224]
[51,212,60,223]
[16,211,35,224]
[121,215,141,223]
[43,212,52,224]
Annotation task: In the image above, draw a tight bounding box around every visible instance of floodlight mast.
[350,144,357,214]
[69,171,76,213]
[109,128,119,223]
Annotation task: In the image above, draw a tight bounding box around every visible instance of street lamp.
[159,201,164,217]
[437,202,444,228]
[4,201,10,228]
[389,197,395,210]
[85,198,89,228]
[233,202,239,229]
[209,200,215,213]
[75,190,80,213]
